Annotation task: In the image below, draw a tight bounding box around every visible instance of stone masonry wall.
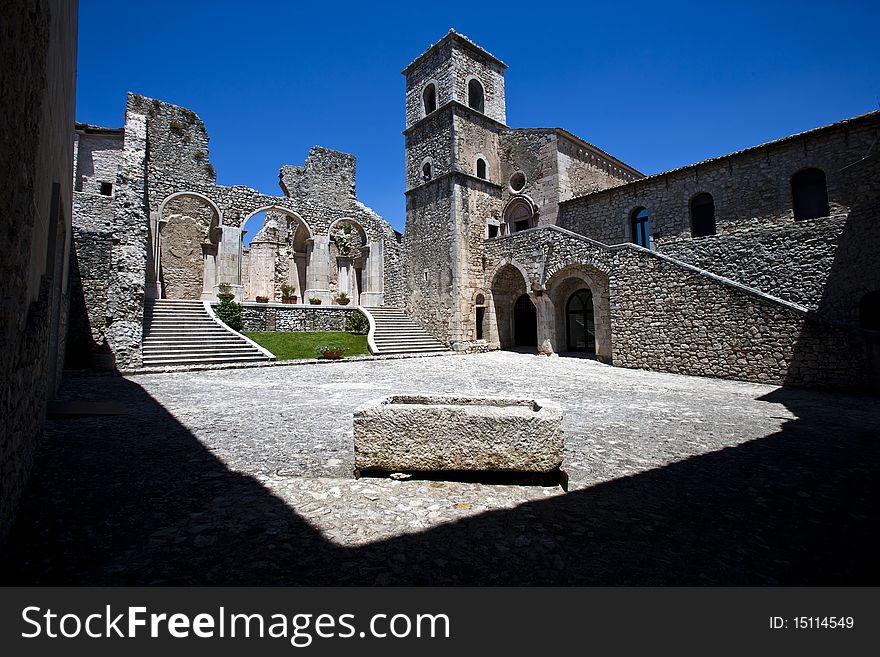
[558,112,879,246]
[74,131,123,194]
[1,0,77,543]
[403,181,455,343]
[657,218,847,310]
[610,247,876,389]
[239,305,359,333]
[482,226,877,389]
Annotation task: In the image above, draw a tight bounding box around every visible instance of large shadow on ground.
[2,376,877,585]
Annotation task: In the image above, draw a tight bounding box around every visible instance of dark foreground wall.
[0,0,78,542]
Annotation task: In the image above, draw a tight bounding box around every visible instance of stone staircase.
[142,299,274,367]
[364,307,449,355]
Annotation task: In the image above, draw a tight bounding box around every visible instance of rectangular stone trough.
[353,395,564,473]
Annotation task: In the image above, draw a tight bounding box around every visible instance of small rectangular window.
[99,181,112,196]
[488,225,499,238]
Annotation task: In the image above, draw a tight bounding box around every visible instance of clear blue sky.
[76,0,880,233]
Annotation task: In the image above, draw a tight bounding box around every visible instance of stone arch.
[327,218,376,305]
[545,265,612,362]
[242,206,313,302]
[241,205,313,238]
[488,262,534,350]
[502,195,537,234]
[157,192,223,299]
[158,191,224,226]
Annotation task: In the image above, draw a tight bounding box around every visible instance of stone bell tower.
[402,29,507,350]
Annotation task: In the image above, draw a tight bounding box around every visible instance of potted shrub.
[335,291,350,306]
[315,344,346,360]
[308,296,322,305]
[281,284,297,305]
[217,282,234,302]
[256,295,269,304]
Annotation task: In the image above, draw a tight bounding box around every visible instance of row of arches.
[629,167,831,247]
[151,192,383,303]
[421,78,485,118]
[476,262,609,358]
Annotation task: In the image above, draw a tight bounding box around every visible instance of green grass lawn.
[244,331,370,361]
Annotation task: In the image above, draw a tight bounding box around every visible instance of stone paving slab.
[3,352,878,585]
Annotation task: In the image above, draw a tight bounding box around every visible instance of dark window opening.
[488,224,499,238]
[468,79,484,113]
[631,207,650,248]
[509,171,526,191]
[422,162,432,182]
[566,289,595,353]
[513,294,537,347]
[505,199,533,233]
[422,83,436,115]
[860,291,880,330]
[476,158,487,180]
[792,168,829,221]
[99,181,112,196]
[690,193,716,237]
[475,294,486,340]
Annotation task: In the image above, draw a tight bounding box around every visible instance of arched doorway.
[566,289,595,352]
[513,294,537,347]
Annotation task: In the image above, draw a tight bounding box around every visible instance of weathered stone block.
[353,395,563,473]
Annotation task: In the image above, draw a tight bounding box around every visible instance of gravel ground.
[3,351,878,585]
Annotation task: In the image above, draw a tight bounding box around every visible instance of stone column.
[337,256,353,304]
[305,235,331,304]
[145,211,161,300]
[216,225,243,301]
[359,240,385,307]
[200,243,218,300]
[534,292,556,356]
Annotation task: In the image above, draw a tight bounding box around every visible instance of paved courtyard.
[3,352,878,585]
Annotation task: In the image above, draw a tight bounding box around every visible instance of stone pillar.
[145,211,161,300]
[305,235,331,304]
[200,243,218,300]
[337,256,353,304]
[216,225,243,301]
[359,239,385,307]
[534,292,556,356]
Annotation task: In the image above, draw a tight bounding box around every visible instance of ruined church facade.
[401,31,879,389]
[70,95,403,369]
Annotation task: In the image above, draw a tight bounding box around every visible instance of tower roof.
[402,29,507,75]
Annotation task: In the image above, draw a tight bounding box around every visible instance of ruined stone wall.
[0,0,77,542]
[159,194,217,299]
[74,132,123,194]
[558,112,880,246]
[240,305,359,332]
[68,192,114,360]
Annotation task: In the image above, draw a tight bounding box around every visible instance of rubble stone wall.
[240,305,359,333]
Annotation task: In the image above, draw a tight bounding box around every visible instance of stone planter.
[318,349,344,360]
[217,292,235,302]
[282,296,297,305]
[256,296,269,303]
[309,298,322,305]
[353,395,564,473]
[336,298,350,306]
